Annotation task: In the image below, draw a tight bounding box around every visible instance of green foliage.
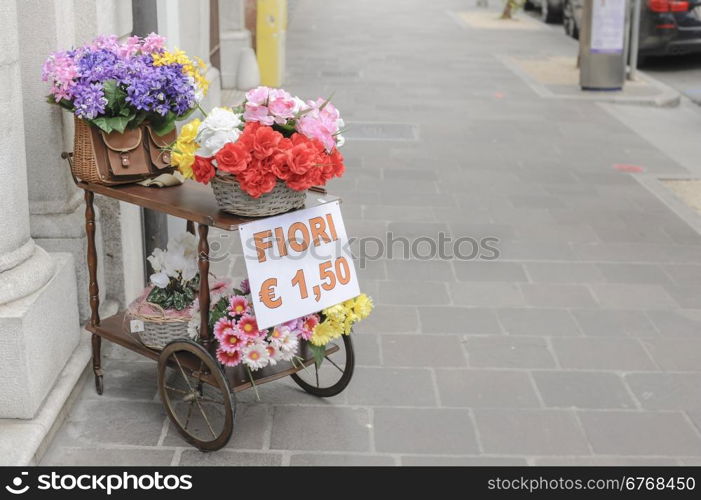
[308,343,327,368]
[208,296,231,330]
[146,275,199,311]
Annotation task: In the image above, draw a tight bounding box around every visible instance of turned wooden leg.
[198,224,211,352]
[85,190,103,394]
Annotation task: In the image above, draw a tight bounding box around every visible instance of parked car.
[562,0,583,39]
[525,0,564,23]
[563,0,701,63]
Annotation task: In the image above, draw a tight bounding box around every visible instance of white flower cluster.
[147,232,198,289]
[195,107,243,158]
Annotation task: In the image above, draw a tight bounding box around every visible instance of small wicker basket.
[128,301,193,350]
[72,117,102,184]
[210,174,306,217]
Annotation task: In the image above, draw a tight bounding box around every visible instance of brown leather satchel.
[71,117,176,186]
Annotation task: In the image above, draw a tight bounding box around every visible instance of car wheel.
[541,0,562,23]
[563,0,579,39]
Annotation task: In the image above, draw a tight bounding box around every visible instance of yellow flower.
[323,304,346,324]
[153,50,209,96]
[179,118,201,143]
[353,294,374,320]
[310,320,338,346]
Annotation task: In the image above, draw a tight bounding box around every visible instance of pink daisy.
[213,317,236,343]
[218,329,246,353]
[265,345,280,366]
[228,295,250,317]
[237,314,260,338]
[242,341,269,370]
[239,278,250,294]
[216,347,242,367]
[269,325,290,343]
[300,314,320,340]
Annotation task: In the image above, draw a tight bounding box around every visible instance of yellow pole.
[256,0,286,87]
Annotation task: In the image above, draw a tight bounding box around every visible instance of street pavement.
[42,0,701,465]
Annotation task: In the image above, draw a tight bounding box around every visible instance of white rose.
[196,129,241,158]
[150,272,170,289]
[198,107,241,134]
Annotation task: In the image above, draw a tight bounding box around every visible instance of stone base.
[33,205,106,321]
[0,253,80,418]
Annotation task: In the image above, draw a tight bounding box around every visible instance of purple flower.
[73,82,107,119]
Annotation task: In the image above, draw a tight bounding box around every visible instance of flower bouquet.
[128,233,204,350]
[186,278,373,394]
[43,34,208,185]
[171,86,346,216]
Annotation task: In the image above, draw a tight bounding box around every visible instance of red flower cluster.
[193,122,345,198]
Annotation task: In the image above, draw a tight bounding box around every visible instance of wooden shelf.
[86,312,338,392]
[78,180,339,231]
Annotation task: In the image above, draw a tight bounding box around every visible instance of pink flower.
[296,116,336,152]
[243,104,275,126]
[213,317,236,343]
[245,86,270,106]
[216,347,242,367]
[218,329,246,353]
[142,33,166,53]
[300,314,319,340]
[239,279,250,295]
[237,314,260,338]
[268,89,297,124]
[228,295,250,317]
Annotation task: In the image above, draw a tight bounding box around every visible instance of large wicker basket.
[211,174,306,217]
[127,301,193,350]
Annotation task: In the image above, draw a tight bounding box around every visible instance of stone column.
[219,0,252,89]
[0,0,80,419]
[17,0,109,320]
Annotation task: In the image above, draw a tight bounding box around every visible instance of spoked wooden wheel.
[157,340,235,451]
[291,334,355,397]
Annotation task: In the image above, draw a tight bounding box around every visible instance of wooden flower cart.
[63,154,355,451]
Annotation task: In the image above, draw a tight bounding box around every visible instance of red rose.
[251,126,283,160]
[270,151,292,180]
[329,149,345,177]
[216,142,251,175]
[193,155,215,184]
[237,164,277,198]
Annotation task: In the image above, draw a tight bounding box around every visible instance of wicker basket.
[128,301,193,350]
[211,174,306,217]
[72,117,102,184]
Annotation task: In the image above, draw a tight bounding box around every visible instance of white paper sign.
[591,0,626,54]
[238,201,360,330]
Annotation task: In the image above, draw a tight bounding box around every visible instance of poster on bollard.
[590,0,626,54]
[238,201,360,330]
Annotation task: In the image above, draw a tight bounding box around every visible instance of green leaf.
[150,115,176,136]
[308,344,327,368]
[90,116,113,133]
[107,115,131,134]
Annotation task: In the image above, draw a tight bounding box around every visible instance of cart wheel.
[157,340,235,451]
[291,334,355,397]
[95,375,104,395]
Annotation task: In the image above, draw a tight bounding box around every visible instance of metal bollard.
[256,0,287,87]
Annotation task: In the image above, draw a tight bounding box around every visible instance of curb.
[498,54,681,108]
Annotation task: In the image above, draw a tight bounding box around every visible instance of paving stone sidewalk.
[42,0,701,465]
